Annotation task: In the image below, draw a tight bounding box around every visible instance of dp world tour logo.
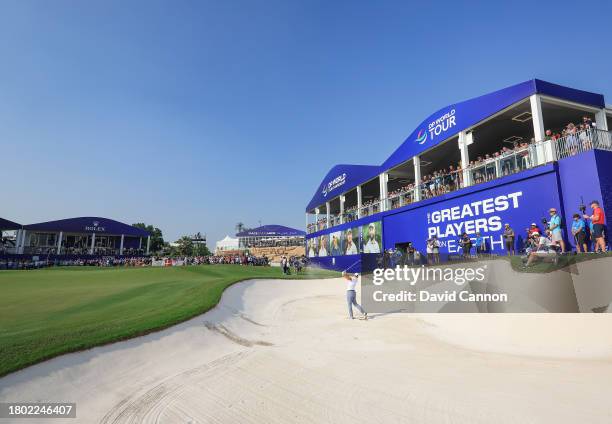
[322,173,347,197]
[416,129,428,145]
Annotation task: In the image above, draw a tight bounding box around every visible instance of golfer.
[343,271,367,319]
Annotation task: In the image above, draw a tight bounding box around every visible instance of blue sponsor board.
[382,170,560,255]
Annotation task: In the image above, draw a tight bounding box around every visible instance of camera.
[579,203,586,214]
[541,217,548,226]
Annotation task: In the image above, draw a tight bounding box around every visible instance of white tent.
[215,235,240,253]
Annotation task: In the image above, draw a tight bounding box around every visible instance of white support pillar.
[379,173,388,212]
[15,229,23,254]
[315,207,320,229]
[356,186,363,219]
[339,195,345,224]
[146,236,151,255]
[19,230,27,254]
[530,94,545,142]
[56,231,63,254]
[325,201,330,228]
[413,156,422,202]
[120,234,125,255]
[458,131,471,187]
[595,109,609,131]
[90,233,96,255]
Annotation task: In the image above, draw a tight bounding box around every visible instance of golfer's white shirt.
[345,243,358,255]
[363,239,380,254]
[318,247,328,257]
[346,276,358,291]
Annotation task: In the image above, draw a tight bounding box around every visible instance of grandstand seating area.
[249,246,305,263]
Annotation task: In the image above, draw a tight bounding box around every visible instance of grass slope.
[0,265,336,377]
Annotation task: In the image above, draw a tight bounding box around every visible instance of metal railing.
[386,188,417,211]
[554,128,612,160]
[358,201,381,218]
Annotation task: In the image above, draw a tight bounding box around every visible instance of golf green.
[0,265,337,377]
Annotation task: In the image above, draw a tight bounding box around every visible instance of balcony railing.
[308,129,612,233]
[386,188,417,211]
[554,128,612,160]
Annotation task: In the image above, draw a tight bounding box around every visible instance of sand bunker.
[2,276,612,423]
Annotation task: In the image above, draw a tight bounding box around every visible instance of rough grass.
[0,265,337,377]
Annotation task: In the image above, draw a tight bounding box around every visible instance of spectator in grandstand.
[582,116,594,129]
[503,223,515,255]
[344,229,358,255]
[583,200,606,253]
[343,271,366,320]
[363,223,381,254]
[548,208,565,253]
[571,213,588,253]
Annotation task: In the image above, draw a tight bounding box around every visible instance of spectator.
[525,230,558,267]
[474,232,485,256]
[458,233,472,258]
[503,223,515,255]
[548,208,565,253]
[571,213,588,253]
[583,200,606,253]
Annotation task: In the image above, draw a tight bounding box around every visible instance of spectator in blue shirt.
[474,232,485,256]
[571,213,588,253]
[548,208,565,253]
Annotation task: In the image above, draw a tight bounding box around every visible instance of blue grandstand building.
[305,79,612,270]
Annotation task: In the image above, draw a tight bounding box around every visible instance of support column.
[595,109,609,131]
[325,201,330,228]
[19,230,27,254]
[413,156,421,202]
[90,233,96,255]
[379,173,388,212]
[357,186,363,219]
[339,195,345,224]
[57,231,63,255]
[146,236,151,255]
[315,207,320,230]
[120,234,125,255]
[458,131,471,187]
[530,94,545,142]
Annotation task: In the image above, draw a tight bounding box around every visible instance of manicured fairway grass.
[0,265,337,377]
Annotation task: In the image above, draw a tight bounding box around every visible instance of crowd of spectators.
[0,256,152,270]
[0,253,274,270]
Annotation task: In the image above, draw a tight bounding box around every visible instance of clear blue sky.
[2,0,611,245]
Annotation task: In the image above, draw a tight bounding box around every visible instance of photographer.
[548,208,565,253]
[583,200,606,253]
[571,213,588,253]
[525,230,559,267]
